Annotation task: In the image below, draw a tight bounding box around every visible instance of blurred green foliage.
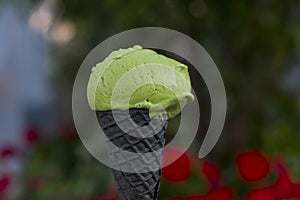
[23,138,113,199]
[54,0,300,151]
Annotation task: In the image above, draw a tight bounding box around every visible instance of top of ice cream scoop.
[87,45,194,119]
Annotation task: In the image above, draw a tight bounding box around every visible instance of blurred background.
[0,0,299,199]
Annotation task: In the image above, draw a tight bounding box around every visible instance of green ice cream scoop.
[87,45,194,119]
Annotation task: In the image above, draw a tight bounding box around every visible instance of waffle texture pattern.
[97,109,168,200]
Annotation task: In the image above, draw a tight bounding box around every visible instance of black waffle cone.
[96,109,168,200]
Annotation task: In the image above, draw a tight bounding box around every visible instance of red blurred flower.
[201,160,221,185]
[162,147,190,183]
[0,146,16,159]
[206,186,233,200]
[273,161,294,199]
[247,160,297,199]
[294,183,300,199]
[24,127,40,144]
[0,174,11,195]
[247,186,277,200]
[236,150,269,182]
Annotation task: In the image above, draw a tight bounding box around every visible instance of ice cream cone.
[96,109,167,200]
[87,45,194,199]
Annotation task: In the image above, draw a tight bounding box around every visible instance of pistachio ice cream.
[87,45,194,119]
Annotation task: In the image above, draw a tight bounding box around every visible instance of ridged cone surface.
[97,109,168,200]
